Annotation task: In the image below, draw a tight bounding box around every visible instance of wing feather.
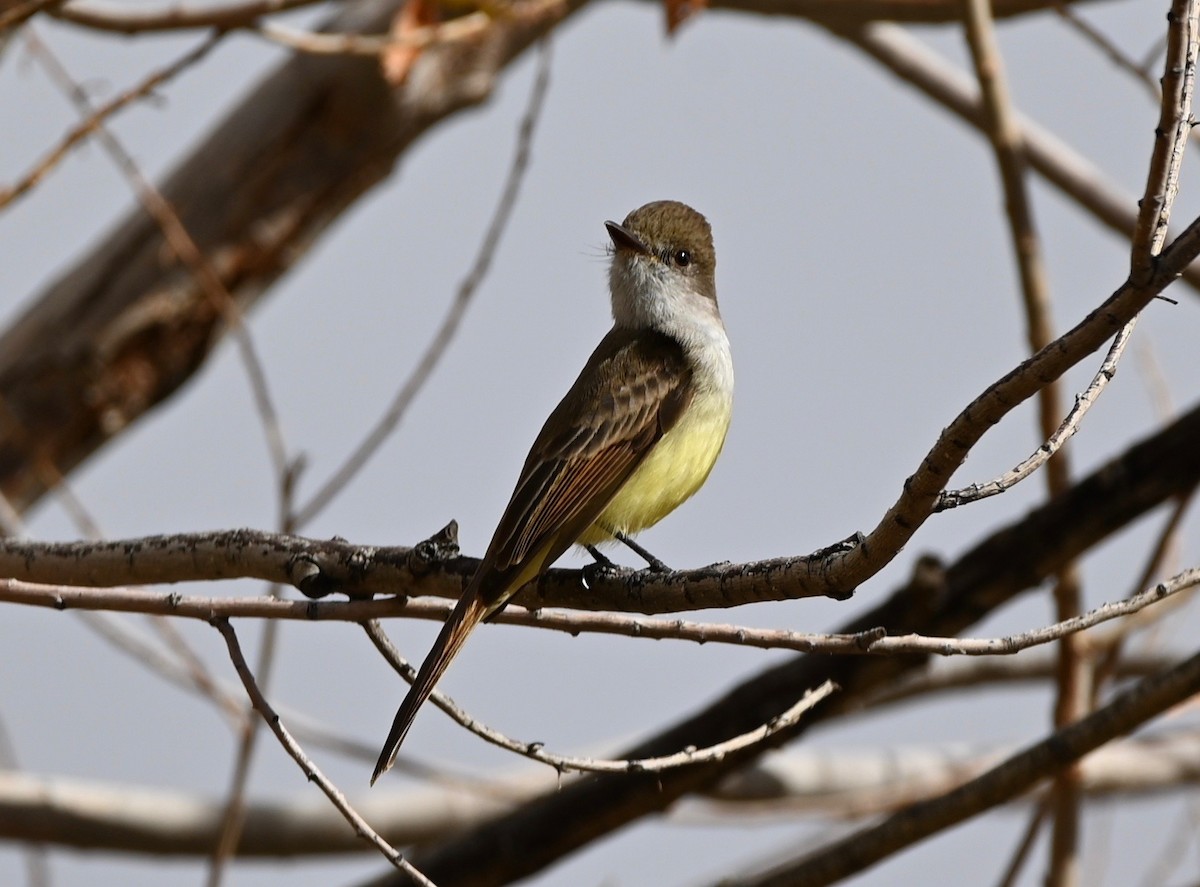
[482,328,693,587]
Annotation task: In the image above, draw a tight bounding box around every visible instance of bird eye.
[673,249,692,267]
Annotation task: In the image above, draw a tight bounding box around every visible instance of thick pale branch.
[3,732,1197,855]
[0,770,540,854]
[710,732,1200,813]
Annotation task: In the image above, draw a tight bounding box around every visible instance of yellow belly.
[578,392,732,545]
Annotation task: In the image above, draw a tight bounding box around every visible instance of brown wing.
[481,327,694,591]
[371,327,694,782]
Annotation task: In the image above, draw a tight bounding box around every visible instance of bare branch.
[961,0,1082,859]
[0,527,850,611]
[828,22,1200,293]
[1131,0,1200,277]
[716,647,1200,887]
[5,566,1196,658]
[936,319,1134,511]
[365,620,835,772]
[710,732,1200,813]
[0,33,220,212]
[5,730,1200,855]
[209,617,436,885]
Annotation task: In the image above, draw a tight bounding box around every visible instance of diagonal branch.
[210,617,436,885]
[719,646,1200,887]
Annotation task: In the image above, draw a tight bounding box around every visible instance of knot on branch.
[407,520,461,577]
[289,554,333,599]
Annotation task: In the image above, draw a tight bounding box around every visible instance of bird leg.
[613,531,671,573]
[582,545,624,589]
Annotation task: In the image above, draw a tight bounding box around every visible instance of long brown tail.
[371,587,491,784]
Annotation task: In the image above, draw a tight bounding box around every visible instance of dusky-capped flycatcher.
[372,200,733,783]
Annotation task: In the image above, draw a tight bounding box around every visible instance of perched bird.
[372,200,733,783]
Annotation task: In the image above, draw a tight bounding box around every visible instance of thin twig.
[0,33,220,211]
[365,619,834,773]
[295,39,553,526]
[1054,4,1160,97]
[996,795,1048,887]
[997,796,1054,887]
[6,566,1199,657]
[206,618,274,887]
[936,320,1134,511]
[209,617,437,885]
[828,22,1200,293]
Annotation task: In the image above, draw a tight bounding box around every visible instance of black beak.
[605,221,650,255]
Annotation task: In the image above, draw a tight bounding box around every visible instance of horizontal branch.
[2,565,1195,660]
[47,0,1109,35]
[711,731,1200,814]
[3,731,1195,856]
[0,526,850,613]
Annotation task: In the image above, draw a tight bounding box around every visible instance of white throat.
[609,256,734,400]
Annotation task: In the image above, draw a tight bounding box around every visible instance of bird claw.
[582,558,625,589]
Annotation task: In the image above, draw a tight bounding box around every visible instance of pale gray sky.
[1,2,1197,885]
